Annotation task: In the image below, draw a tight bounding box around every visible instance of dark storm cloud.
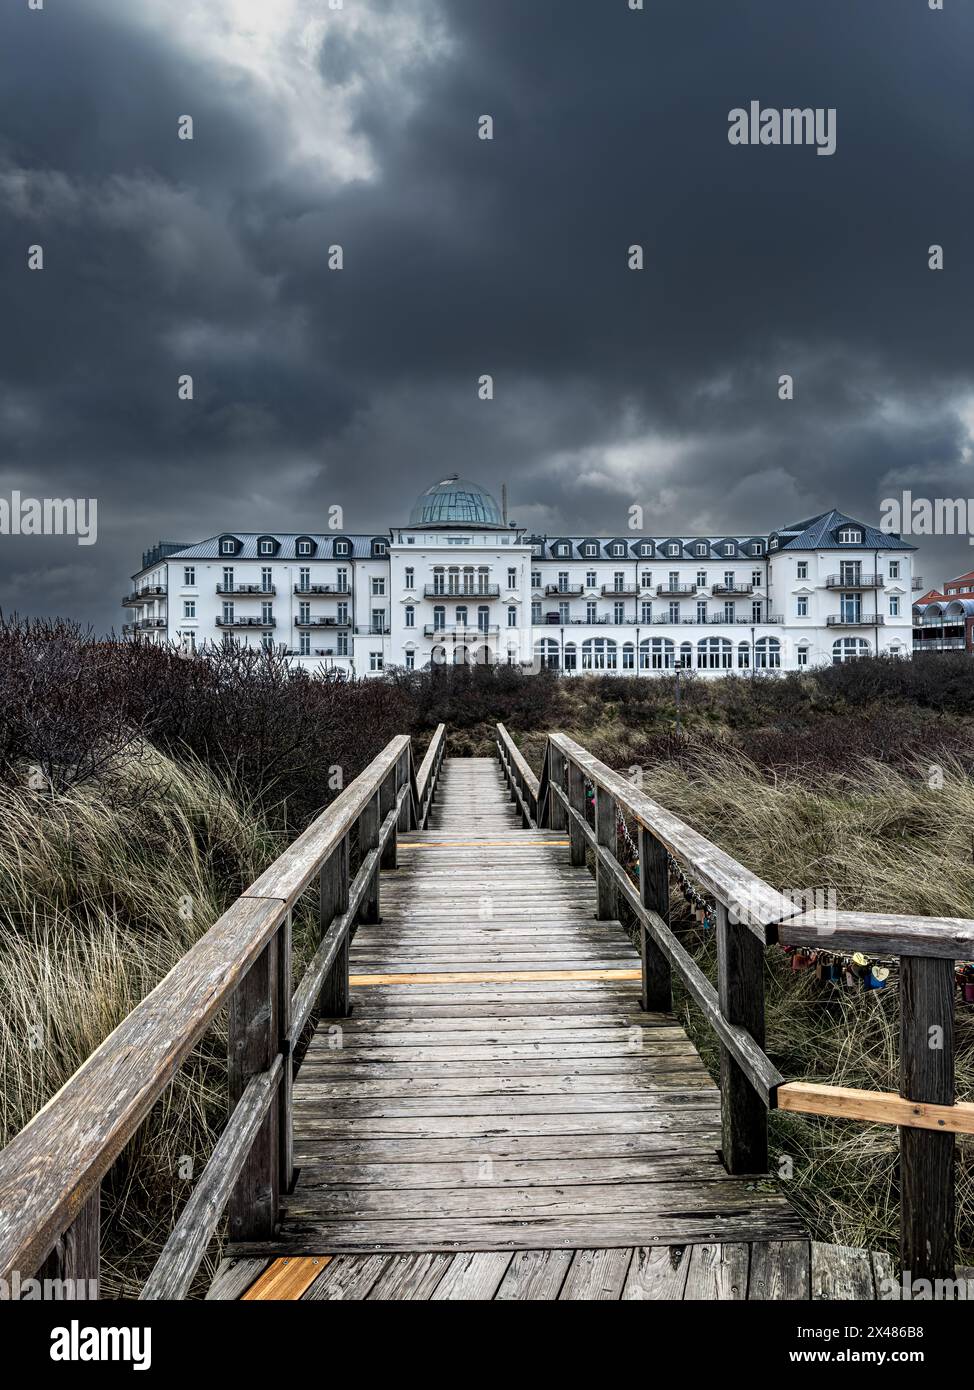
[0,0,972,632]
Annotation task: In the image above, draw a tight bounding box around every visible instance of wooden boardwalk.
[224,756,805,1288]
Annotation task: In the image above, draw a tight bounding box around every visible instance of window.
[337,568,349,593]
[642,637,674,670]
[797,646,809,668]
[751,600,763,622]
[299,633,310,656]
[507,567,517,588]
[737,642,750,669]
[695,570,706,587]
[564,643,577,671]
[405,649,415,671]
[183,600,196,619]
[222,566,234,591]
[722,543,734,556]
[752,570,762,587]
[723,571,735,588]
[723,601,735,622]
[337,634,348,656]
[622,644,635,670]
[613,601,625,623]
[755,637,781,669]
[373,541,388,556]
[889,595,900,617]
[668,601,680,622]
[612,571,625,591]
[478,606,490,633]
[678,642,692,668]
[559,601,570,622]
[535,638,560,670]
[641,570,652,589]
[558,571,570,591]
[259,539,274,556]
[696,600,707,623]
[337,601,348,625]
[770,538,779,550]
[222,601,234,624]
[556,543,570,557]
[531,570,542,588]
[695,543,707,557]
[507,605,517,628]
[262,634,274,652]
[372,577,385,596]
[261,601,273,624]
[638,543,652,557]
[797,561,808,580]
[455,605,468,627]
[183,566,195,586]
[697,637,732,670]
[667,543,679,557]
[796,596,808,617]
[584,543,597,557]
[299,602,311,623]
[889,561,900,579]
[261,567,273,591]
[405,605,415,628]
[832,637,869,664]
[641,601,652,622]
[221,540,235,555]
[404,567,414,589]
[750,543,762,555]
[370,652,384,672]
[372,608,386,633]
[433,606,446,631]
[838,528,862,544]
[586,601,598,622]
[335,540,351,556]
[297,568,309,591]
[532,602,542,623]
[611,543,625,557]
[586,571,597,588]
[582,638,617,670]
[297,539,313,556]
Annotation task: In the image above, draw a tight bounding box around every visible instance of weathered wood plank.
[747,1240,810,1300]
[494,1248,573,1300]
[430,1252,513,1300]
[621,1244,691,1300]
[205,1256,269,1301]
[811,1242,876,1300]
[241,1255,331,1301]
[303,1253,390,1301]
[559,1248,633,1300]
[778,1081,974,1134]
[683,1243,750,1300]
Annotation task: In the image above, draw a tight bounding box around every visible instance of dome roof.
[409,475,504,528]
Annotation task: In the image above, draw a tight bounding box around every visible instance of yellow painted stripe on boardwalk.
[350,968,641,986]
[241,1255,331,1300]
[399,840,570,848]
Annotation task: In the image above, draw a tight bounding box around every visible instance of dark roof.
[165,534,387,561]
[772,510,915,551]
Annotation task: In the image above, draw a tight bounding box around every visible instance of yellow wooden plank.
[241,1255,332,1300]
[398,840,570,848]
[350,968,641,986]
[777,1082,974,1135]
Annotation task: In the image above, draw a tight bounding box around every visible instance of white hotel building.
[123,476,917,677]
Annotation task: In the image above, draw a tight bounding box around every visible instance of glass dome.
[409,475,504,528]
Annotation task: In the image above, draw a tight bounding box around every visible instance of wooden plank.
[777,1082,974,1135]
[494,1248,573,1300]
[365,1252,453,1300]
[292,1155,726,1190]
[717,902,768,1173]
[142,1059,282,1300]
[227,937,280,1243]
[205,1256,269,1301]
[811,1242,876,1300]
[350,969,641,986]
[429,1252,512,1300]
[747,1240,811,1299]
[303,1253,390,1300]
[241,1255,331,1301]
[683,1243,750,1299]
[559,1248,633,1300]
[899,957,955,1281]
[621,1244,691,1300]
[291,1134,721,1164]
[782,909,974,960]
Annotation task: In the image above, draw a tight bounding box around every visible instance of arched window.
[534,638,560,670]
[640,637,675,670]
[582,638,617,670]
[433,605,446,631]
[737,642,750,669]
[679,641,693,669]
[622,643,635,670]
[697,637,732,670]
[404,605,415,628]
[455,605,468,627]
[507,605,517,628]
[832,637,869,664]
[755,637,781,669]
[431,643,447,666]
[564,642,578,671]
[454,644,470,666]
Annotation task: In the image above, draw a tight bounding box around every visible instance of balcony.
[355,625,390,636]
[711,583,754,596]
[294,616,349,629]
[545,584,583,597]
[825,574,885,590]
[217,584,276,597]
[424,624,500,638]
[656,583,697,597]
[913,638,966,652]
[424,585,501,599]
[601,584,639,598]
[124,617,167,633]
[912,577,924,591]
[826,614,885,627]
[122,585,167,606]
[293,584,350,597]
[216,616,276,629]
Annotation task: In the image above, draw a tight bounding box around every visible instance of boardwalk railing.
[496,724,974,1282]
[495,722,539,828]
[0,726,445,1301]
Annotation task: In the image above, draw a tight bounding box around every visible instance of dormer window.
[611,543,625,556]
[372,540,388,556]
[751,543,762,555]
[839,527,863,544]
[556,543,570,557]
[221,540,234,555]
[638,543,652,557]
[334,539,351,556]
[667,543,679,557]
[723,543,735,556]
[296,537,316,557]
[770,538,779,550]
[584,543,597,557]
[695,543,707,557]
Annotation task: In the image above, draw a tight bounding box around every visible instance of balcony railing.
[544,584,583,597]
[539,614,781,627]
[711,583,754,596]
[600,585,639,598]
[216,584,276,596]
[825,574,885,590]
[216,616,276,629]
[122,586,167,606]
[424,585,501,600]
[656,583,697,597]
[424,625,501,638]
[294,616,349,629]
[826,614,885,626]
[293,584,350,596]
[354,625,390,636]
[913,638,966,651]
[912,578,924,591]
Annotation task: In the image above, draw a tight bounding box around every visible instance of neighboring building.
[122,478,915,676]
[913,568,974,655]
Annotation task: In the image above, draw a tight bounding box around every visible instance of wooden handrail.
[531,727,974,1284]
[496,723,539,828]
[0,729,447,1297]
[415,724,446,829]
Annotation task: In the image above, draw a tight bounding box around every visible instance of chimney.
[501,483,508,525]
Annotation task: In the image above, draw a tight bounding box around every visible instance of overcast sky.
[1,0,972,632]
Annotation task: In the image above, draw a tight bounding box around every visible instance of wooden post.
[638,827,672,1012]
[380,763,397,870]
[318,835,350,1018]
[277,912,294,1195]
[567,760,587,867]
[594,786,618,920]
[899,956,955,1282]
[397,749,411,832]
[548,748,567,833]
[228,937,280,1240]
[37,1184,100,1298]
[359,791,381,924]
[716,902,768,1174]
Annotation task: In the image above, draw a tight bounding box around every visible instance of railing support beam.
[639,827,672,1012]
[716,903,768,1174]
[318,837,350,1018]
[38,1184,100,1299]
[228,937,280,1241]
[359,791,381,925]
[567,762,587,867]
[594,787,618,921]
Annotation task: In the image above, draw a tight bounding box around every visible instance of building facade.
[123,477,915,676]
[913,569,974,655]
